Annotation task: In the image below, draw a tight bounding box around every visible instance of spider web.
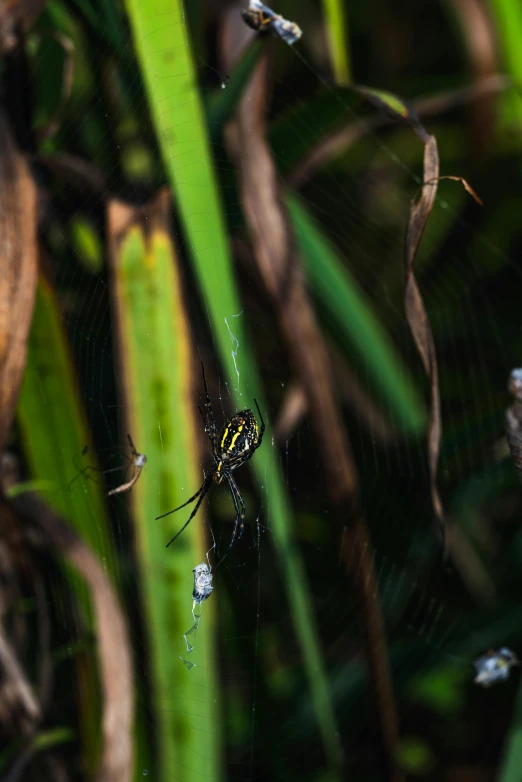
[21,0,522,780]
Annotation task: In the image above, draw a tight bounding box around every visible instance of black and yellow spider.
[156,363,265,566]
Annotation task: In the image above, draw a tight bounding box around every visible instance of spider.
[69,435,146,496]
[155,363,265,566]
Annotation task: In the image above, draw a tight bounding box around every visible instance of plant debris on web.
[473,648,519,687]
[192,562,214,606]
[107,436,147,496]
[179,563,214,672]
[241,0,302,45]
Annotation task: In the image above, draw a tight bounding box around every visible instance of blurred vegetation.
[1,0,522,780]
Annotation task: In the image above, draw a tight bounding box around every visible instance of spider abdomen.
[219,410,260,461]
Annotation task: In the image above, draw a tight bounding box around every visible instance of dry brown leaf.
[422,176,483,206]
[403,135,446,545]
[0,110,38,453]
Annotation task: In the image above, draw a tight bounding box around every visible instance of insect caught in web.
[155,363,265,567]
[473,647,519,687]
[69,435,146,496]
[241,0,302,45]
[192,563,214,606]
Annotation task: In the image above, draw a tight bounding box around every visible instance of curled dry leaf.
[360,91,481,553]
[0,110,38,454]
[403,134,446,546]
[351,86,447,548]
[421,176,483,206]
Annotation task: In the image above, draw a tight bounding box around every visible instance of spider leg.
[253,398,265,445]
[197,405,207,430]
[126,433,137,458]
[201,362,218,457]
[228,453,251,472]
[165,476,213,547]
[68,457,123,490]
[155,476,210,520]
[214,475,245,568]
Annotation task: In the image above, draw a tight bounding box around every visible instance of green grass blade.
[321,0,352,85]
[17,275,114,568]
[108,193,220,782]
[486,0,522,129]
[206,40,263,140]
[498,678,522,781]
[16,275,116,772]
[123,0,343,772]
[286,193,426,435]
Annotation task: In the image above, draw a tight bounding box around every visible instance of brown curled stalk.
[2,491,134,782]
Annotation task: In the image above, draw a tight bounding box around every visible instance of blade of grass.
[498,678,522,782]
[486,0,522,131]
[17,276,112,565]
[286,193,426,435]
[321,0,351,85]
[108,190,220,782]
[123,0,343,772]
[16,274,117,774]
[206,39,263,141]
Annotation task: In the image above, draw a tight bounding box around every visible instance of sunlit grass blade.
[321,0,351,85]
[108,190,220,782]
[487,0,522,129]
[123,0,343,772]
[286,193,426,435]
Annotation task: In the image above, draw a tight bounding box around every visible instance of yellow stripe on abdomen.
[229,424,244,451]
[221,426,229,449]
